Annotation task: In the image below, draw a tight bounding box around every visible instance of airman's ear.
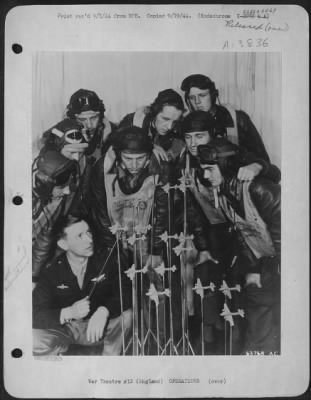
[57,238,69,251]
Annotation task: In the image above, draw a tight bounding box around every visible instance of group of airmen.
[32,74,281,356]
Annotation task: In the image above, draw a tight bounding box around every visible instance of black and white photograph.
[3,4,309,398]
[31,52,282,357]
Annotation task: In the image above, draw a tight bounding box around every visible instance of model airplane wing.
[146,283,159,306]
[159,231,169,243]
[220,280,232,299]
[124,264,136,281]
[220,303,235,327]
[154,262,165,276]
[193,278,204,298]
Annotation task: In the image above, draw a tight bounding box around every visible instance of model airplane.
[162,183,181,194]
[192,278,216,298]
[146,284,170,307]
[154,262,177,277]
[127,233,146,246]
[134,224,152,235]
[124,264,148,281]
[109,223,128,235]
[177,232,194,244]
[159,231,179,243]
[177,174,195,193]
[219,280,241,299]
[220,303,245,327]
[173,243,193,257]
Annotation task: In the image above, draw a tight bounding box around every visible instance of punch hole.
[12,195,23,206]
[12,43,23,54]
[11,348,23,358]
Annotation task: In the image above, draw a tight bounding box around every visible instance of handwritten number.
[225,38,269,50]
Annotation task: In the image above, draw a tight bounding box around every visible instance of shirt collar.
[66,255,88,289]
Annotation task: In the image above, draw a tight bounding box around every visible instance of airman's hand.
[61,143,89,160]
[153,144,168,162]
[69,296,90,319]
[245,273,262,288]
[195,250,219,266]
[87,307,109,343]
[237,163,263,181]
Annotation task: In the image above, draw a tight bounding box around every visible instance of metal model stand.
[175,172,196,355]
[173,232,195,355]
[219,280,243,355]
[123,224,151,356]
[192,278,216,355]
[146,283,171,355]
[220,303,245,355]
[154,259,178,355]
[109,224,129,355]
[163,171,197,355]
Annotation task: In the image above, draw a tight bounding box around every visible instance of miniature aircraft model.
[146,283,171,307]
[146,284,171,355]
[154,262,177,277]
[173,241,194,257]
[192,278,216,355]
[124,264,148,281]
[219,280,241,299]
[158,231,180,355]
[162,183,180,194]
[192,278,216,298]
[178,174,195,193]
[127,233,146,246]
[134,224,152,235]
[220,303,245,327]
[159,231,179,243]
[109,222,128,235]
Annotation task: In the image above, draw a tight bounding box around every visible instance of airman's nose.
[85,119,92,129]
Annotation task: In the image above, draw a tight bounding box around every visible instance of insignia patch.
[57,284,69,289]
